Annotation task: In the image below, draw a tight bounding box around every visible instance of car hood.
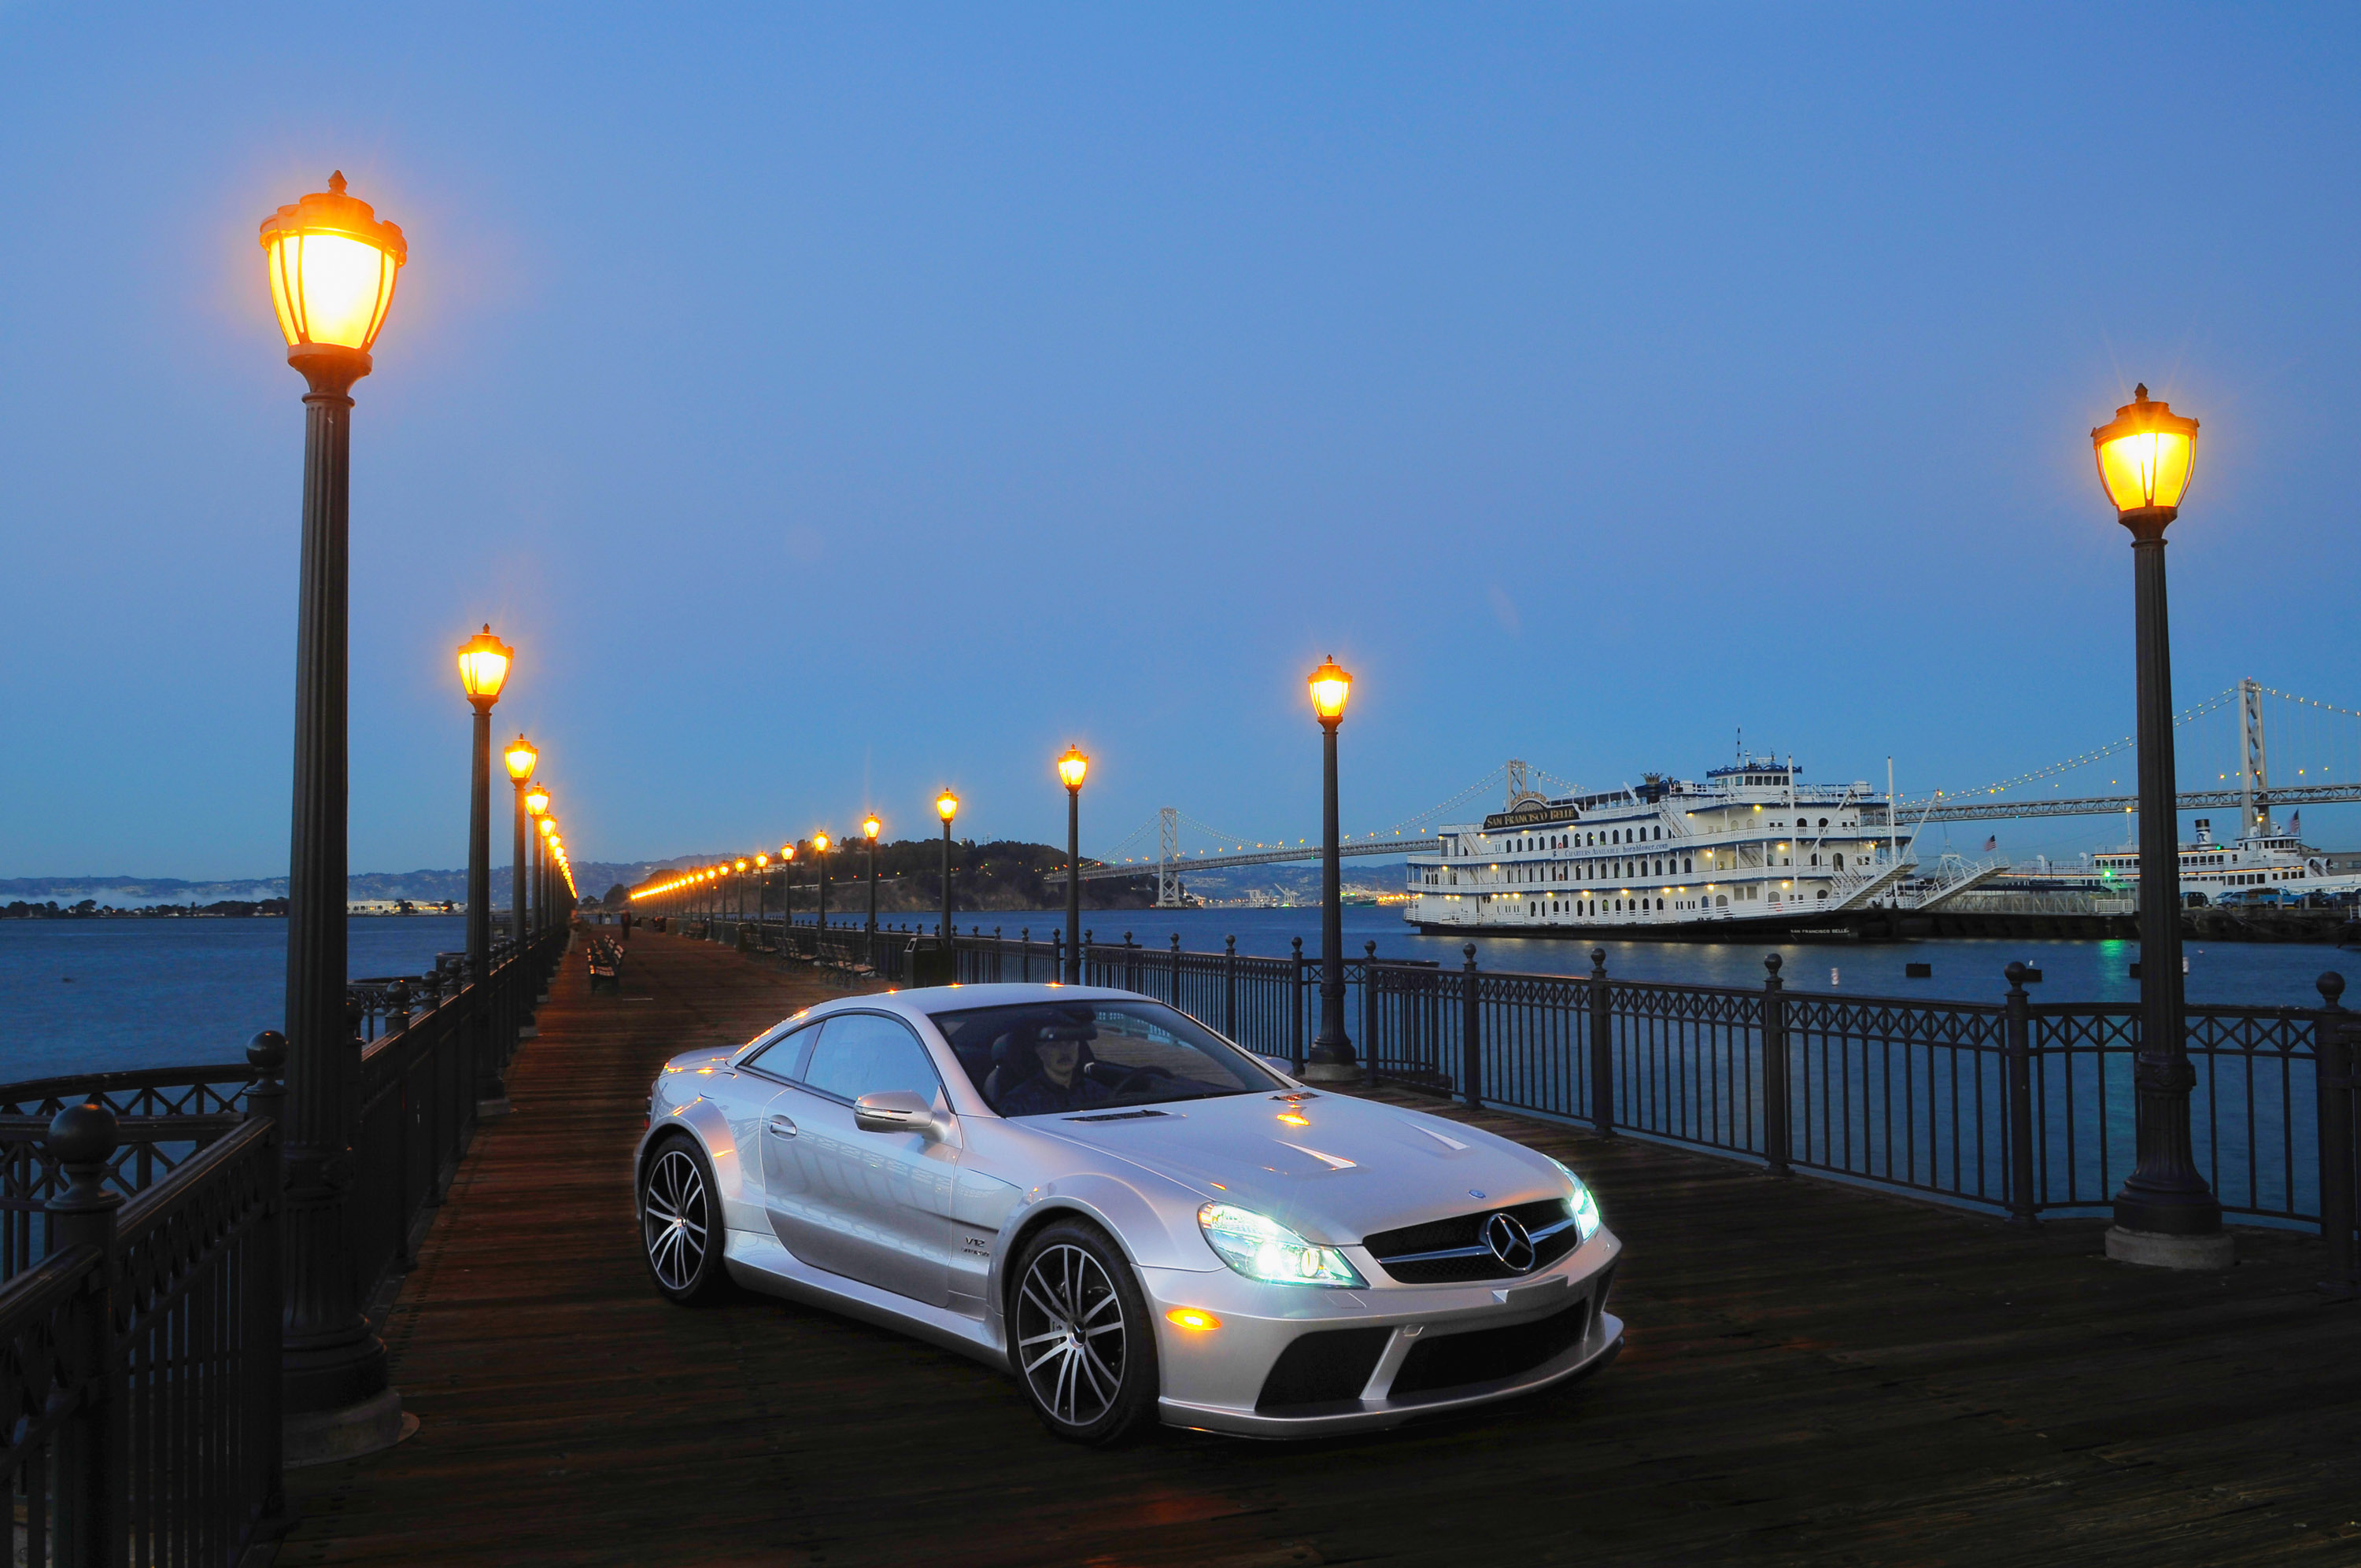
[1027,1090,1568,1246]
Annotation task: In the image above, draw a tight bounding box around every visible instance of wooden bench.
[587,936,623,993]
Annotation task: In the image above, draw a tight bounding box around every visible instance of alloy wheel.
[1014,1242,1128,1430]
[642,1146,710,1293]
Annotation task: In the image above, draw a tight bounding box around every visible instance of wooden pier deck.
[279,929,2361,1566]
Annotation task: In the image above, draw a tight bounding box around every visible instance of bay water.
[3,906,2349,1090]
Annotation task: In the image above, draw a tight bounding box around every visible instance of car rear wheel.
[1010,1219,1158,1444]
[640,1136,726,1304]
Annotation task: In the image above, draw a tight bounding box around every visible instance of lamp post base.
[1299,1061,1360,1083]
[285,1387,412,1467]
[2104,1224,2235,1271]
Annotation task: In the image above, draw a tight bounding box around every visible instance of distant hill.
[0,851,1410,915]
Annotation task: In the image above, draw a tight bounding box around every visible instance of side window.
[744,1020,822,1079]
[800,1013,940,1104]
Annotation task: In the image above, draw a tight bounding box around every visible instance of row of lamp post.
[610,673,1366,1086]
[261,168,608,1463]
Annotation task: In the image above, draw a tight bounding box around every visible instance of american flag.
[1983,836,1997,851]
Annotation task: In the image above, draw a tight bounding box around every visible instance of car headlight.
[1550,1157,1603,1243]
[1197,1202,1366,1287]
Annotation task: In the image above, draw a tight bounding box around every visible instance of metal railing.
[1,923,571,1563]
[2,1105,281,1567]
[652,914,2359,1289]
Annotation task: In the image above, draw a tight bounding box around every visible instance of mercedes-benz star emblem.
[1483,1212,1537,1273]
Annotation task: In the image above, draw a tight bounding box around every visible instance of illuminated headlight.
[1551,1157,1603,1243]
[1197,1203,1365,1287]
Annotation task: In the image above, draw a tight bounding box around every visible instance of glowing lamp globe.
[735,859,747,873]
[936,789,959,823]
[779,843,796,863]
[1309,655,1352,724]
[525,782,550,817]
[2092,385,2199,522]
[456,625,513,708]
[864,814,882,841]
[258,172,407,367]
[538,816,556,839]
[812,832,832,854]
[504,735,538,783]
[1057,747,1089,792]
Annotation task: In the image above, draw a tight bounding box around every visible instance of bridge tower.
[1156,807,1184,908]
[1505,758,1528,808]
[2238,677,2270,836]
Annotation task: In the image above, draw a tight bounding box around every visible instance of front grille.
[1254,1326,1392,1413]
[1362,1197,1580,1284]
[1388,1297,1592,1400]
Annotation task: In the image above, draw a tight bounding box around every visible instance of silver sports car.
[634,983,1623,1443]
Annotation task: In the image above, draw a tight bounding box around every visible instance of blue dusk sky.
[5,6,2360,879]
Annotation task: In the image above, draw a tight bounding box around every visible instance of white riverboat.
[1404,758,1978,936]
[2087,817,2361,906]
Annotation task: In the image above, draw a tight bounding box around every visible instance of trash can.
[907,935,955,988]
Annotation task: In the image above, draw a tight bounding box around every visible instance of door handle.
[768,1115,798,1137]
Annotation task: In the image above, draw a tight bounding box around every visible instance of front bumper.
[1141,1227,1623,1437]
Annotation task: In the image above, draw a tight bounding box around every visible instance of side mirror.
[853,1090,937,1137]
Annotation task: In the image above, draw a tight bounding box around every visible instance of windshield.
[927,998,1287,1117]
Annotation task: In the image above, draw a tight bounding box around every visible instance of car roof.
[822,983,1147,1022]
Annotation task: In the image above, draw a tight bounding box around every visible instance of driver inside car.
[996,1023,1115,1116]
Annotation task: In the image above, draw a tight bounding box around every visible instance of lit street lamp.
[813,832,833,933]
[935,791,960,942]
[2092,386,2226,1269]
[459,625,515,1114]
[526,782,552,932]
[504,736,537,946]
[779,843,798,933]
[756,851,770,929]
[1057,747,1088,982]
[260,168,408,1455]
[1305,656,1357,1079]
[864,815,883,937]
[735,859,748,925]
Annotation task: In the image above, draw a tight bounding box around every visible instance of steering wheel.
[1096,1063,1174,1096]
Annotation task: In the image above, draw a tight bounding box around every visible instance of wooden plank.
[278,930,2361,1566]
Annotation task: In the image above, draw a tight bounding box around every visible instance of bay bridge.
[1055,678,2361,902]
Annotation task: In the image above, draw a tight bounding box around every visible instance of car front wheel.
[1009,1219,1158,1444]
[639,1136,726,1304]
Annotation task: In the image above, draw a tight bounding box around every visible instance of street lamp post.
[526,784,551,932]
[1305,656,1358,1079]
[814,832,833,935]
[863,816,882,937]
[504,736,537,950]
[779,843,797,939]
[936,791,960,942]
[1057,748,1088,983]
[756,852,770,931]
[2092,386,2229,1270]
[458,625,515,1113]
[735,860,748,926]
[260,170,408,1457]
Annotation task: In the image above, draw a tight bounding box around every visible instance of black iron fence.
[1,924,570,1564]
[698,916,2356,1277]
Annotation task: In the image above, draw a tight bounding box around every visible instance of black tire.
[1008,1219,1159,1445]
[638,1135,728,1304]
